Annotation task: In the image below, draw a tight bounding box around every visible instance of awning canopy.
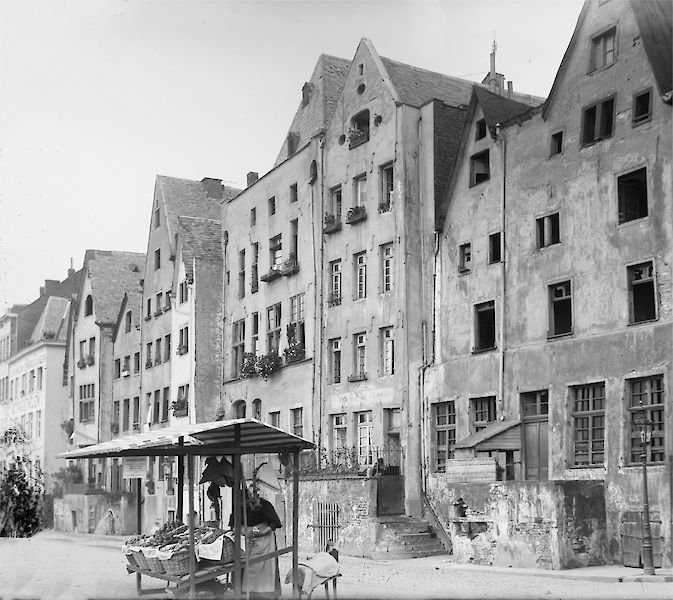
[454,418,521,451]
[56,418,314,459]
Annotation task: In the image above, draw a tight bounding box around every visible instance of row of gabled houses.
[1,0,671,569]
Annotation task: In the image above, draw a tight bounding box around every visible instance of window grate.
[313,501,340,553]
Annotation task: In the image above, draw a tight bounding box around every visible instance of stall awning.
[454,419,521,451]
[56,418,315,459]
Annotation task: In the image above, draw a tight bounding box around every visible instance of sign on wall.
[123,456,147,480]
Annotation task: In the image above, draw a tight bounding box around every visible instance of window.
[134,352,140,373]
[548,281,573,337]
[36,409,41,439]
[330,186,342,222]
[88,337,95,358]
[582,97,615,145]
[458,243,471,273]
[352,333,366,380]
[154,206,160,229]
[251,312,259,355]
[536,213,560,248]
[155,338,162,364]
[84,295,93,316]
[178,384,190,406]
[329,260,342,306]
[289,293,306,348]
[252,398,262,420]
[628,375,665,463]
[590,26,616,71]
[354,252,367,299]
[37,367,43,391]
[475,118,487,140]
[268,196,276,216]
[146,298,152,319]
[290,183,298,203]
[628,261,656,323]
[114,359,121,379]
[471,396,496,432]
[165,291,171,311]
[330,338,341,384]
[266,303,281,354]
[162,387,169,422]
[155,292,162,316]
[251,243,259,293]
[232,319,245,376]
[179,326,189,353]
[250,207,257,226]
[290,219,298,257]
[153,390,161,424]
[618,168,648,224]
[154,248,161,270]
[433,402,456,472]
[179,281,188,304]
[133,397,139,430]
[238,249,246,299]
[79,340,85,360]
[123,398,130,431]
[380,327,394,376]
[112,400,120,430]
[571,382,605,466]
[269,411,280,428]
[474,300,496,351]
[354,174,367,207]
[488,232,501,264]
[381,243,393,292]
[291,408,303,437]
[632,89,652,126]
[28,370,35,393]
[470,150,489,186]
[146,342,153,367]
[521,389,549,480]
[164,335,171,362]
[380,163,393,212]
[357,411,373,466]
[79,384,95,423]
[332,414,347,451]
[349,110,370,148]
[550,131,563,156]
[270,235,282,269]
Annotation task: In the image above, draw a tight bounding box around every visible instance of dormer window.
[349,110,370,149]
[84,295,93,316]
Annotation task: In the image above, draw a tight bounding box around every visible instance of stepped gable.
[274,54,351,166]
[156,175,239,255]
[29,296,71,343]
[178,216,223,281]
[630,0,672,99]
[86,250,145,326]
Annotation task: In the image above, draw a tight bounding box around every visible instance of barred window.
[571,383,605,466]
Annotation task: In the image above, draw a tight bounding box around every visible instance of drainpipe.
[314,135,326,457]
[495,123,507,419]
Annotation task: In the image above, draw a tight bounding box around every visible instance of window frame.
[473,300,496,352]
[353,174,367,208]
[458,242,471,274]
[570,382,605,467]
[380,163,394,212]
[548,279,573,338]
[379,326,394,376]
[488,231,502,264]
[627,259,657,324]
[232,318,245,376]
[632,88,652,126]
[536,212,561,249]
[354,251,367,300]
[617,166,648,225]
[266,302,282,354]
[581,96,616,146]
[330,338,341,384]
[549,130,564,157]
[589,25,617,73]
[329,259,342,306]
[469,150,490,187]
[627,374,665,464]
[381,243,394,293]
[433,401,456,473]
[471,396,497,433]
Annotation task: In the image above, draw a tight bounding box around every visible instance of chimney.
[247,172,259,188]
[42,279,59,296]
[67,257,76,279]
[201,177,223,200]
[507,81,513,98]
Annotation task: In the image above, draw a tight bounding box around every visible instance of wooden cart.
[58,418,314,599]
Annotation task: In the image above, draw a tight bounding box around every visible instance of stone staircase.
[372,515,448,559]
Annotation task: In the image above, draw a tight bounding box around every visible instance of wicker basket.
[144,555,165,573]
[161,549,192,576]
[125,552,139,568]
[221,537,235,564]
[132,550,150,571]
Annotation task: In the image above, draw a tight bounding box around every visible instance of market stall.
[57,418,314,599]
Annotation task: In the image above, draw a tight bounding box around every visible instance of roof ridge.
[380,55,475,87]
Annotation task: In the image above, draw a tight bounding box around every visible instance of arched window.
[349,110,370,148]
[233,400,246,419]
[84,295,93,316]
[252,398,262,421]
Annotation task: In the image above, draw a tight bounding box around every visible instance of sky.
[0,0,586,310]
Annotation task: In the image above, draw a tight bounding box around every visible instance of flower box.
[346,205,367,224]
[323,213,342,234]
[280,255,299,276]
[348,373,368,382]
[260,267,282,283]
[255,352,282,380]
[85,354,95,366]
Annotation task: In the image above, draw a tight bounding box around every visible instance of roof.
[156,176,239,254]
[86,250,145,326]
[630,0,672,98]
[274,54,351,166]
[473,86,536,129]
[57,418,315,458]
[29,296,70,343]
[178,217,223,280]
[380,56,474,108]
[112,287,143,342]
[455,419,521,449]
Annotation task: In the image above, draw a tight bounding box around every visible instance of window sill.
[471,346,497,355]
[547,331,573,341]
[580,135,614,148]
[617,215,649,227]
[628,317,659,327]
[469,178,490,189]
[457,268,471,276]
[347,374,368,383]
[632,116,652,127]
[537,242,561,251]
[586,62,615,77]
[548,152,563,160]
[144,316,152,321]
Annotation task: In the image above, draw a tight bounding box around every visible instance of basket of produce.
[196,529,237,566]
[160,545,193,576]
[141,546,165,574]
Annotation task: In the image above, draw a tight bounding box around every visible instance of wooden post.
[136,477,142,594]
[187,453,196,599]
[177,438,185,521]
[292,450,299,600]
[233,425,242,598]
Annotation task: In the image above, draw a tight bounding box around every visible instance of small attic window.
[287,132,299,156]
[470,150,490,186]
[301,82,314,107]
[550,131,563,157]
[475,119,487,140]
[349,110,370,149]
[357,83,366,95]
[84,295,94,316]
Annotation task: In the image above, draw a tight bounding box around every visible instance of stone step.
[379,521,431,534]
[397,532,437,543]
[371,547,447,560]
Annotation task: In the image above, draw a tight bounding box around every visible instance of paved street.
[0,531,671,600]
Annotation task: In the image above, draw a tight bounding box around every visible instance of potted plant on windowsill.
[255,351,282,380]
[346,205,367,224]
[283,338,305,364]
[85,354,95,366]
[239,353,257,379]
[280,253,299,276]
[260,264,282,283]
[323,213,341,234]
[170,397,188,417]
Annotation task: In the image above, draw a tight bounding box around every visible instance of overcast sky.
[0,0,585,310]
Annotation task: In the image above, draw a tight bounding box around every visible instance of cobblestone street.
[0,532,671,600]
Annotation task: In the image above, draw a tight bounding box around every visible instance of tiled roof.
[274,54,351,166]
[178,217,223,280]
[631,0,672,98]
[156,176,238,254]
[473,86,536,128]
[381,57,474,108]
[30,296,70,343]
[86,250,145,326]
